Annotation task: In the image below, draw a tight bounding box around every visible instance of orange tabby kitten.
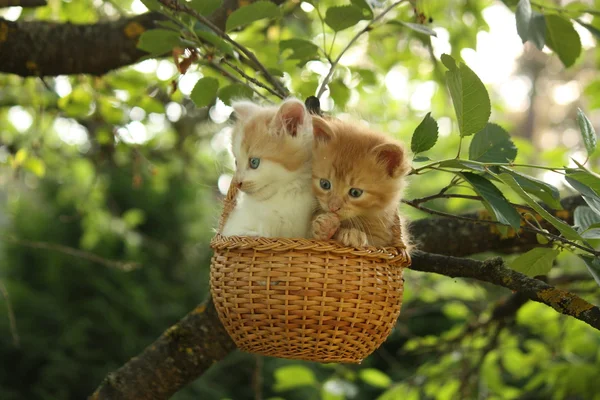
[310,116,411,248]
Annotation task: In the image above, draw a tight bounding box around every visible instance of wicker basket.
[209,181,411,364]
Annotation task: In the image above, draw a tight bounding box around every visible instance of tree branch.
[0,0,46,8]
[410,251,600,330]
[0,0,279,77]
[90,196,598,399]
[90,298,235,400]
[408,195,585,256]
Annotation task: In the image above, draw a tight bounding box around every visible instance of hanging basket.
[209,181,411,364]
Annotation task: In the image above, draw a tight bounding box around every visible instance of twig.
[253,355,263,400]
[403,199,600,258]
[205,60,271,103]
[220,58,282,99]
[316,0,408,98]
[410,251,600,331]
[0,280,19,347]
[158,0,288,99]
[0,235,140,271]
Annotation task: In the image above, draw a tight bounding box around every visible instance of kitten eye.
[249,157,260,169]
[348,188,363,198]
[320,179,331,190]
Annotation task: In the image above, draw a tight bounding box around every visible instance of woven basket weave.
[209,181,411,364]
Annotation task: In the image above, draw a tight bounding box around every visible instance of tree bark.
[0,0,279,77]
[91,195,599,399]
[90,298,235,400]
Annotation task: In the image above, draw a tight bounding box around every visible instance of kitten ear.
[374,143,410,177]
[312,116,334,144]
[232,100,261,121]
[275,98,307,137]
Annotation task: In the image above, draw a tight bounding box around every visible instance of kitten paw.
[312,213,340,240]
[336,228,369,248]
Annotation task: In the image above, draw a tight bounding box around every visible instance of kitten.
[310,116,411,248]
[221,98,316,238]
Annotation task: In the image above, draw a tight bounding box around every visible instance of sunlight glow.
[498,75,532,112]
[179,72,202,95]
[120,121,150,144]
[438,117,452,137]
[211,126,232,154]
[431,27,451,59]
[156,60,177,81]
[300,2,314,12]
[552,80,580,105]
[130,107,146,121]
[134,59,158,74]
[385,66,409,101]
[131,0,148,14]
[8,106,33,133]
[166,102,183,122]
[1,7,22,21]
[54,118,89,145]
[209,100,233,124]
[545,171,565,190]
[218,174,233,195]
[410,81,437,111]
[54,77,73,97]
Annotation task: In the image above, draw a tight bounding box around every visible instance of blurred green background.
[1,0,599,399]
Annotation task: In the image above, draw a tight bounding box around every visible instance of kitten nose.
[329,199,342,213]
[236,181,243,189]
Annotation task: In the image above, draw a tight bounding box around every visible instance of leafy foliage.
[1,0,600,399]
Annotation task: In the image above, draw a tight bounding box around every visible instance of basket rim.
[210,233,412,265]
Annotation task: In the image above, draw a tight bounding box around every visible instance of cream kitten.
[221,98,316,238]
[310,116,411,248]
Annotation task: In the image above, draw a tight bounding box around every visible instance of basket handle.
[217,178,240,233]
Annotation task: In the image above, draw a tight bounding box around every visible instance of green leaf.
[325,5,365,32]
[189,0,222,16]
[137,29,181,55]
[190,77,219,108]
[501,169,562,210]
[411,112,439,154]
[574,206,600,231]
[438,159,486,172]
[566,170,600,196]
[515,1,546,50]
[329,80,351,108]
[511,248,560,277]
[580,256,600,287]
[273,365,317,392]
[566,3,600,17]
[23,157,46,177]
[226,1,281,32]
[469,123,517,163]
[495,171,582,240]
[575,19,600,40]
[359,368,392,388]
[123,209,146,228]
[566,172,600,215]
[351,0,373,19]
[280,38,319,64]
[576,108,597,157]
[440,54,491,137]
[528,13,547,50]
[515,0,532,43]
[217,83,254,106]
[545,15,582,67]
[195,29,235,56]
[581,227,600,239]
[394,21,437,37]
[413,156,431,162]
[461,172,522,230]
